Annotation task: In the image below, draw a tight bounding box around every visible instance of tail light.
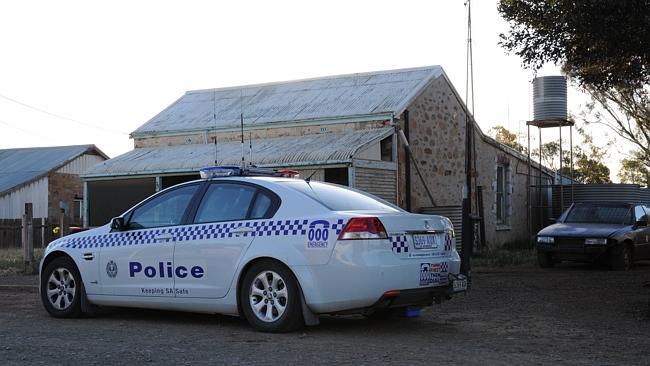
[338,217,388,240]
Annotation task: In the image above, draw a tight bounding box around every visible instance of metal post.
[570,125,574,204]
[559,121,563,214]
[83,181,89,228]
[527,124,532,245]
[538,127,543,231]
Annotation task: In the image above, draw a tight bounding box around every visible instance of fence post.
[22,203,35,274]
[41,217,46,248]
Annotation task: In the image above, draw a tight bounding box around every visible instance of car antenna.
[249,131,253,166]
[305,169,318,184]
[213,88,218,165]
[239,89,245,170]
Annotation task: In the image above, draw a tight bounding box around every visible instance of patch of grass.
[0,248,43,274]
[472,248,537,268]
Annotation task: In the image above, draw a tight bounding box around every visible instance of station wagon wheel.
[611,243,633,271]
[40,256,84,318]
[240,260,304,332]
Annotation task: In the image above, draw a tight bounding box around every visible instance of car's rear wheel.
[240,260,304,333]
[537,250,554,268]
[40,257,84,318]
[611,243,633,271]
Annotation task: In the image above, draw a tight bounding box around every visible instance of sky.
[0,0,619,176]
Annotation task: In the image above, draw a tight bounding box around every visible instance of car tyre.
[611,243,633,271]
[537,250,554,268]
[240,260,304,333]
[40,256,84,318]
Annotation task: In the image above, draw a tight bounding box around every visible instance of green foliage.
[0,248,43,274]
[498,0,650,91]
[489,125,526,153]
[618,153,650,187]
[499,0,650,173]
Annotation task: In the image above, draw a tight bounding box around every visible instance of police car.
[40,166,466,332]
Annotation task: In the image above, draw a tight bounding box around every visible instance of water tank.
[532,76,567,122]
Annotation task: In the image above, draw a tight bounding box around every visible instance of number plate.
[412,234,441,249]
[452,279,467,292]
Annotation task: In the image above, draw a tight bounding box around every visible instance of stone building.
[0,145,108,225]
[84,66,551,247]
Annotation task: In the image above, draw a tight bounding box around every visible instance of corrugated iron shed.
[84,128,393,178]
[132,66,443,137]
[0,145,107,195]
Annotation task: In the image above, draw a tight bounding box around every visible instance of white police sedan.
[40,167,465,332]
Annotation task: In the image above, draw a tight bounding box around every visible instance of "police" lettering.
[129,261,204,279]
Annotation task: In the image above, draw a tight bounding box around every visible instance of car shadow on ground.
[92,306,456,334]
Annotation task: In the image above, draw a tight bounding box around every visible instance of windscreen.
[283,180,402,212]
[564,204,632,225]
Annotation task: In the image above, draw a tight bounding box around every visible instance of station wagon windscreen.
[565,204,632,225]
[284,181,402,212]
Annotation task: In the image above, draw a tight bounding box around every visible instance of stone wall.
[399,75,549,247]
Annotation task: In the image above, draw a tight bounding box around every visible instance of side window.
[128,185,199,229]
[634,206,648,223]
[195,183,257,223]
[250,191,273,219]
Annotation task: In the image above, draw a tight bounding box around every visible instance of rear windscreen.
[565,205,632,225]
[283,181,402,212]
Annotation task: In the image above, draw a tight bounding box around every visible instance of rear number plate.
[412,234,441,249]
[453,279,467,292]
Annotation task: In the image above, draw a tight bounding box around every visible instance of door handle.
[154,233,175,242]
[231,227,255,236]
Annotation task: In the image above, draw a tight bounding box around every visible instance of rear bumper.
[292,239,462,313]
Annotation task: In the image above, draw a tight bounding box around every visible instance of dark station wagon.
[536,202,650,270]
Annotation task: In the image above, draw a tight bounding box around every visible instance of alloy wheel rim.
[46,268,76,310]
[249,271,288,322]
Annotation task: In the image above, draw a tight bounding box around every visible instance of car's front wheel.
[611,243,633,271]
[240,260,304,332]
[40,256,84,318]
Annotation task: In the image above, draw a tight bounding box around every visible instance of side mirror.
[635,219,648,228]
[110,217,125,231]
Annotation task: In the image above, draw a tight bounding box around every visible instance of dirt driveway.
[1,263,649,365]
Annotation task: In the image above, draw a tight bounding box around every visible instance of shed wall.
[0,177,48,219]
[56,154,105,174]
[354,167,397,204]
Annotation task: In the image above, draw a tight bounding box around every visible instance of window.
[380,136,393,162]
[195,184,257,223]
[283,180,402,212]
[72,199,83,224]
[496,164,511,225]
[634,205,648,223]
[128,184,198,229]
[565,204,632,225]
[324,168,349,186]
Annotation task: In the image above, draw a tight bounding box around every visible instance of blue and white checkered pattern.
[390,235,408,253]
[444,233,453,251]
[440,261,449,272]
[60,218,347,249]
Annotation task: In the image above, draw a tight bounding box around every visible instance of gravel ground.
[1,263,649,365]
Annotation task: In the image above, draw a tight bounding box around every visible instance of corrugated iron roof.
[132,66,442,136]
[0,145,107,196]
[84,128,393,178]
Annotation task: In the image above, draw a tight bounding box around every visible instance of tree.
[498,0,650,91]
[618,153,650,187]
[498,0,650,167]
[489,125,526,153]
[532,125,612,184]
